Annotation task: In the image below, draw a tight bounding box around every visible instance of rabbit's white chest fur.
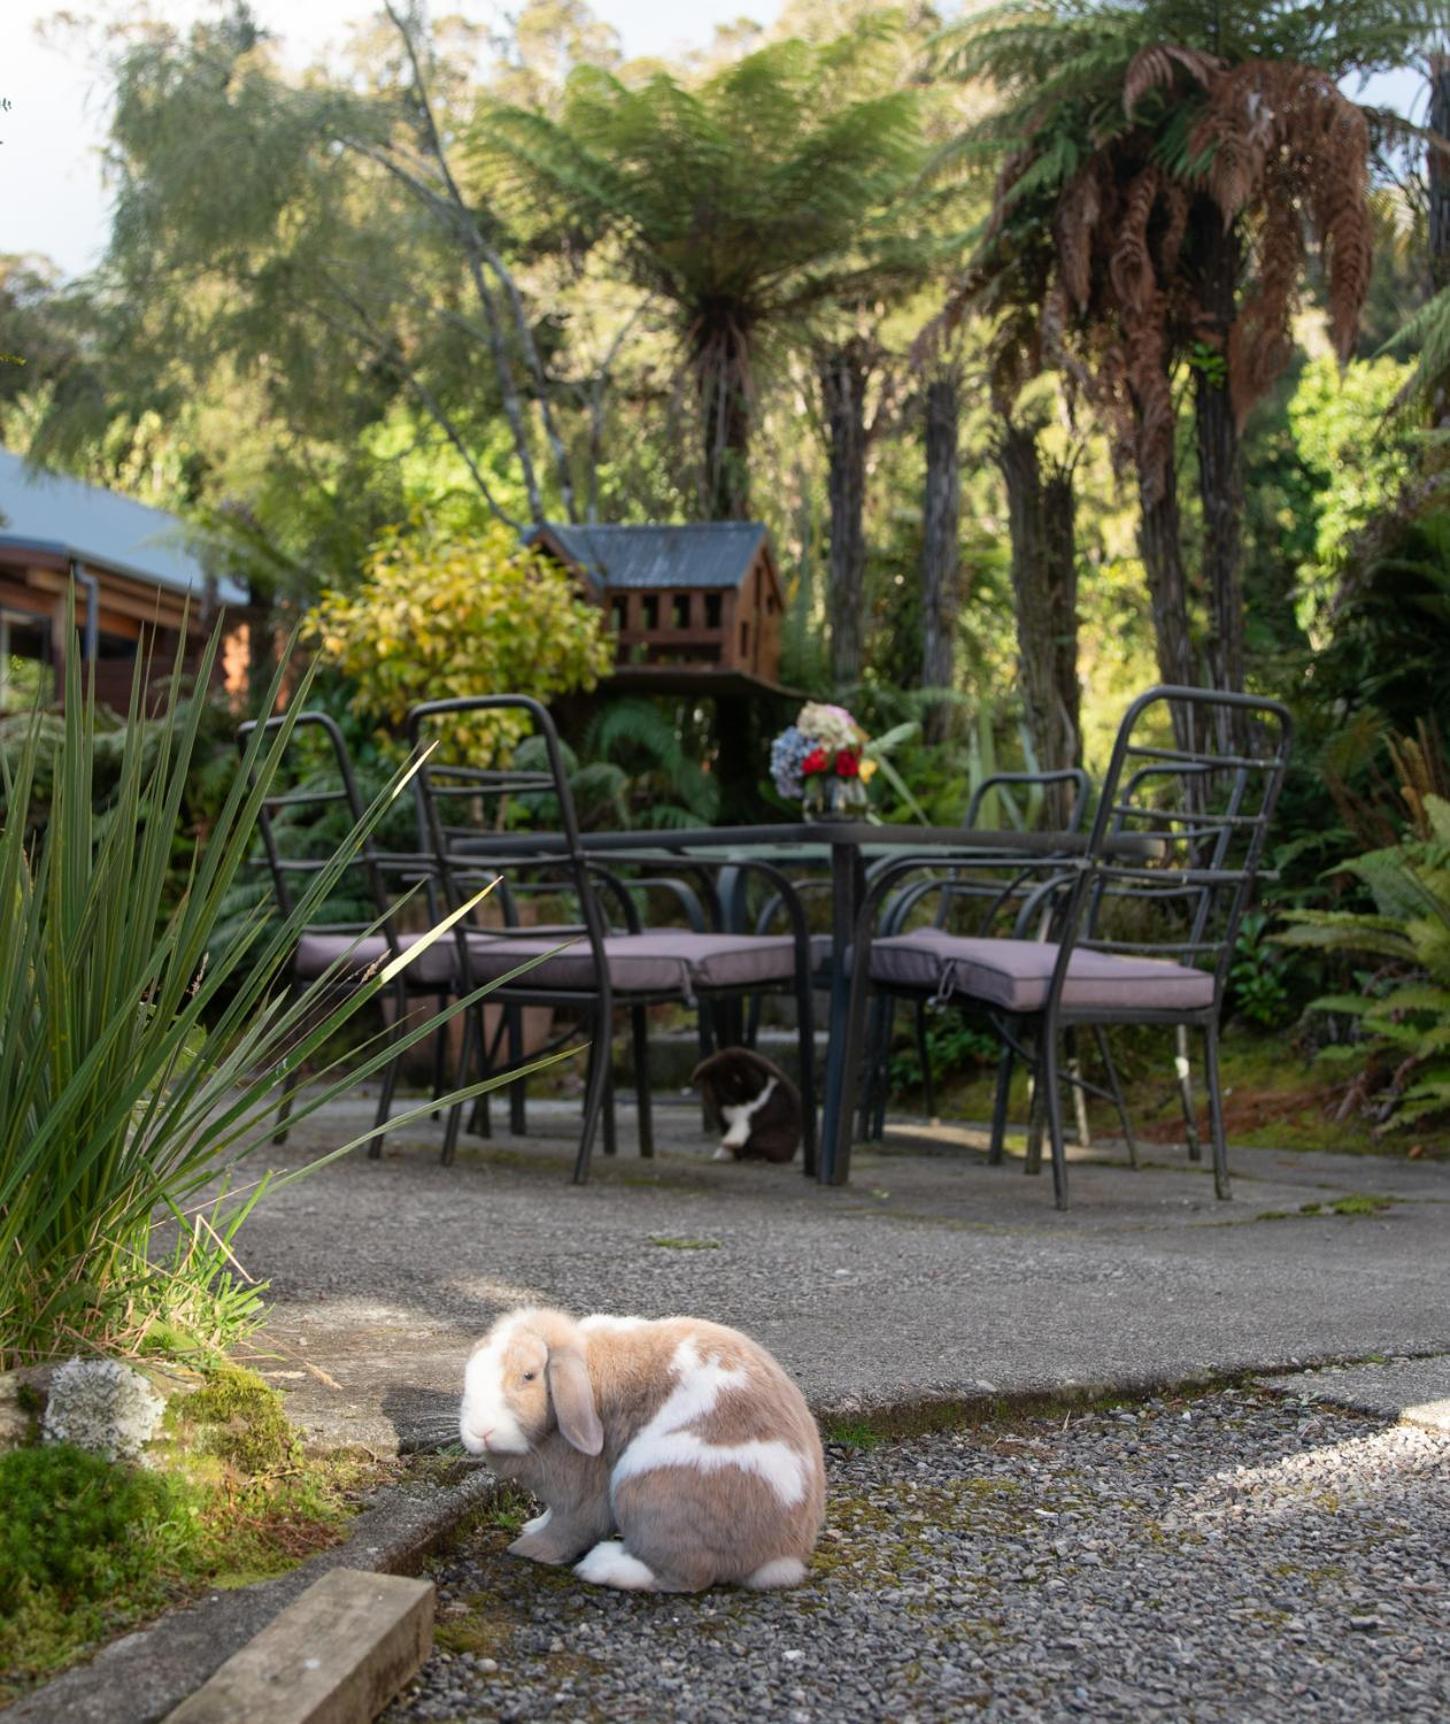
[715,1077,779,1158]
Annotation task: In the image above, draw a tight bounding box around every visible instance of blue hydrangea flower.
[770,726,810,799]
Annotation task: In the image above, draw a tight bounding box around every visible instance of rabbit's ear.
[548,1346,603,1455]
[691,1051,722,1084]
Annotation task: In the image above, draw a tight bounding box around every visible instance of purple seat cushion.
[293,929,456,988]
[460,930,803,996]
[869,929,1215,1014]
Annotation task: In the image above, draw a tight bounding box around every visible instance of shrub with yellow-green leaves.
[307,522,614,762]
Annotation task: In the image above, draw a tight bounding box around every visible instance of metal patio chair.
[849,687,1292,1207]
[406,695,819,1183]
[238,711,453,1147]
[860,767,1094,1137]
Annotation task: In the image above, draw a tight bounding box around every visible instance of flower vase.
[804,776,868,821]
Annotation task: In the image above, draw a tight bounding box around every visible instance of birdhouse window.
[672,593,690,629]
[705,593,722,630]
[642,595,660,630]
[740,621,750,659]
[610,597,627,631]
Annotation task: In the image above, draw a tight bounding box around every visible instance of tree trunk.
[697,319,753,520]
[1193,207,1246,747]
[1042,464,1081,776]
[245,574,277,715]
[997,423,1081,815]
[1138,475,1199,751]
[820,339,872,688]
[920,372,961,746]
[1429,54,1450,430]
[1431,53,1450,292]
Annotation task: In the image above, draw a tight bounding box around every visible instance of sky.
[0,2,1427,283]
[2,0,786,279]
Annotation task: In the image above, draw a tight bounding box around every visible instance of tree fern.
[475,29,937,518]
[1279,791,1450,1129]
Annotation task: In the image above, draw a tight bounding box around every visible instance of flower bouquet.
[769,702,876,818]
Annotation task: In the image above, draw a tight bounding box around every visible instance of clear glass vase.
[802,775,869,819]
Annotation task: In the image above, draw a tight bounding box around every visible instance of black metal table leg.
[818,836,865,1183]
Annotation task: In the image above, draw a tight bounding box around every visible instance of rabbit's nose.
[472,1426,494,1446]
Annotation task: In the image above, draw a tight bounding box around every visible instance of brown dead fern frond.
[1190,61,1276,221]
[1155,177,1190,279]
[1109,165,1161,319]
[1056,160,1106,308]
[1227,170,1303,425]
[1123,44,1222,116]
[1124,291,1175,504]
[1292,80,1372,358]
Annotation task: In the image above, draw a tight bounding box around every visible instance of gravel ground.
[384,1387,1449,1724]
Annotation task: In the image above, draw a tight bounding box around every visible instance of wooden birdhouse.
[525,522,787,694]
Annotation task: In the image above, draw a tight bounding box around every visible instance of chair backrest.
[907,768,1093,937]
[237,710,406,954]
[1072,686,1292,996]
[405,694,612,965]
[965,768,1092,835]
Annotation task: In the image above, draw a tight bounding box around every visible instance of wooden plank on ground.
[163,1568,434,1724]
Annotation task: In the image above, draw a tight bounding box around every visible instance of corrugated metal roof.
[0,447,247,606]
[526,521,768,590]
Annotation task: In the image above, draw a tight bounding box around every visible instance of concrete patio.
[238,1092,1450,1453]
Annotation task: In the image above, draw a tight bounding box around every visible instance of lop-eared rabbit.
[460,1307,825,1592]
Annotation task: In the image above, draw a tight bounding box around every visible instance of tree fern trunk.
[1432,54,1450,291]
[697,321,752,520]
[998,424,1081,807]
[1193,207,1246,746]
[1138,472,1198,751]
[1431,54,1450,429]
[921,371,961,746]
[1042,463,1081,777]
[820,339,871,688]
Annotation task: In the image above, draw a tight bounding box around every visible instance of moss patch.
[1253,1194,1396,1224]
[173,1363,302,1475]
[1328,1193,1394,1217]
[0,1366,383,1705]
[648,1236,721,1251]
[825,1419,888,1451]
[822,1386,1155,1447]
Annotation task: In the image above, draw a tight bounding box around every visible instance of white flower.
[41,1358,165,1461]
[797,702,864,752]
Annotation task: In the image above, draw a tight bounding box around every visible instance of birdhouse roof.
[525,521,772,591]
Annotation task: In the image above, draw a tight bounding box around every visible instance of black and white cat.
[691,1048,803,1164]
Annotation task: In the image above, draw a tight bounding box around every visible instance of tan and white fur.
[459,1307,825,1593]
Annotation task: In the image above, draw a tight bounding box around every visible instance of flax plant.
[0,610,565,1363]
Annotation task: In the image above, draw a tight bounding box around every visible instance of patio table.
[448,822,1155,1184]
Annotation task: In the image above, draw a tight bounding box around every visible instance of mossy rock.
[165,1364,300,1477]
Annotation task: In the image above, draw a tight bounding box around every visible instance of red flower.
[801,746,829,776]
[836,750,861,779]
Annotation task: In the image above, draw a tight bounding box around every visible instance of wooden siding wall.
[0,556,242,712]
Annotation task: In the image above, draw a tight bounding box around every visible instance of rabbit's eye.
[522,1371,537,1382]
